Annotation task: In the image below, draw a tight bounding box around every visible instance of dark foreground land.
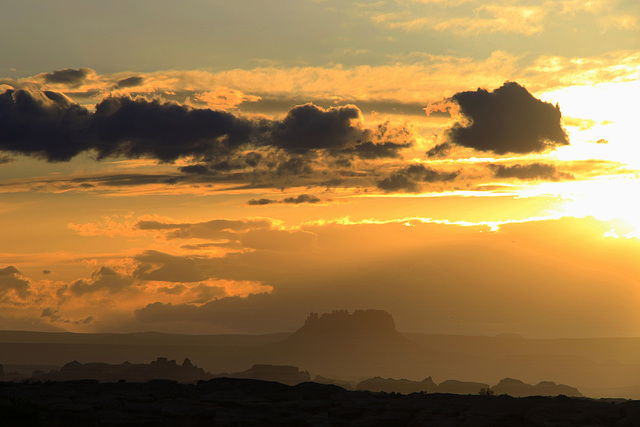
[2,378,639,426]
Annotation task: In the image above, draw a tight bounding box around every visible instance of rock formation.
[32,357,211,383]
[491,378,582,397]
[356,376,438,394]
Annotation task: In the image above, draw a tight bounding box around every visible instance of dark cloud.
[89,96,256,162]
[377,164,459,192]
[426,142,453,158]
[247,194,323,206]
[0,265,30,299]
[445,82,568,154]
[489,163,574,181]
[247,198,275,206]
[348,141,409,159]
[270,103,364,154]
[178,164,211,175]
[0,154,14,164]
[43,270,52,275]
[42,68,93,87]
[115,76,145,89]
[69,267,135,296]
[1,89,411,178]
[41,307,61,321]
[0,89,91,161]
[282,194,322,204]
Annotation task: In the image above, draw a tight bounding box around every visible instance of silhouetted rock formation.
[356,376,437,394]
[0,378,636,426]
[217,364,311,386]
[32,357,211,383]
[353,376,583,397]
[0,363,3,378]
[266,309,430,378]
[491,378,582,397]
[438,379,490,395]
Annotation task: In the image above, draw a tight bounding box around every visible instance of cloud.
[134,292,278,329]
[0,265,30,299]
[115,76,145,89]
[563,116,597,131]
[193,87,260,110]
[444,82,569,154]
[89,96,256,162]
[270,103,364,154]
[247,194,323,205]
[68,266,135,296]
[377,164,460,192]
[133,250,217,283]
[434,5,546,36]
[0,154,13,164]
[426,141,453,158]
[489,163,574,181]
[41,68,94,87]
[0,89,91,161]
[0,89,414,179]
[136,218,273,240]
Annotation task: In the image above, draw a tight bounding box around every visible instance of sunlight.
[553,176,640,238]
[539,81,640,169]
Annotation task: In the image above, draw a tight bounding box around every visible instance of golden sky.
[0,0,639,337]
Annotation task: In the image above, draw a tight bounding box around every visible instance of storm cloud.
[445,82,568,154]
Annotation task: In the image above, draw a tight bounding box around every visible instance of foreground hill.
[1,378,638,426]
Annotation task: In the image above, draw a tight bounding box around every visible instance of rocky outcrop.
[354,376,583,397]
[491,378,582,397]
[32,357,211,383]
[356,376,437,394]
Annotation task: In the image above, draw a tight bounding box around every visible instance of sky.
[0,0,639,337]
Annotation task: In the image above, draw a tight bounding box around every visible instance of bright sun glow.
[539,81,640,170]
[548,176,640,238]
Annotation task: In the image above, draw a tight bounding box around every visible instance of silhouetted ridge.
[33,357,211,383]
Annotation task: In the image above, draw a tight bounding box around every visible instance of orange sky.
[0,0,639,337]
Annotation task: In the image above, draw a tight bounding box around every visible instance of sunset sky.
[0,0,639,338]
